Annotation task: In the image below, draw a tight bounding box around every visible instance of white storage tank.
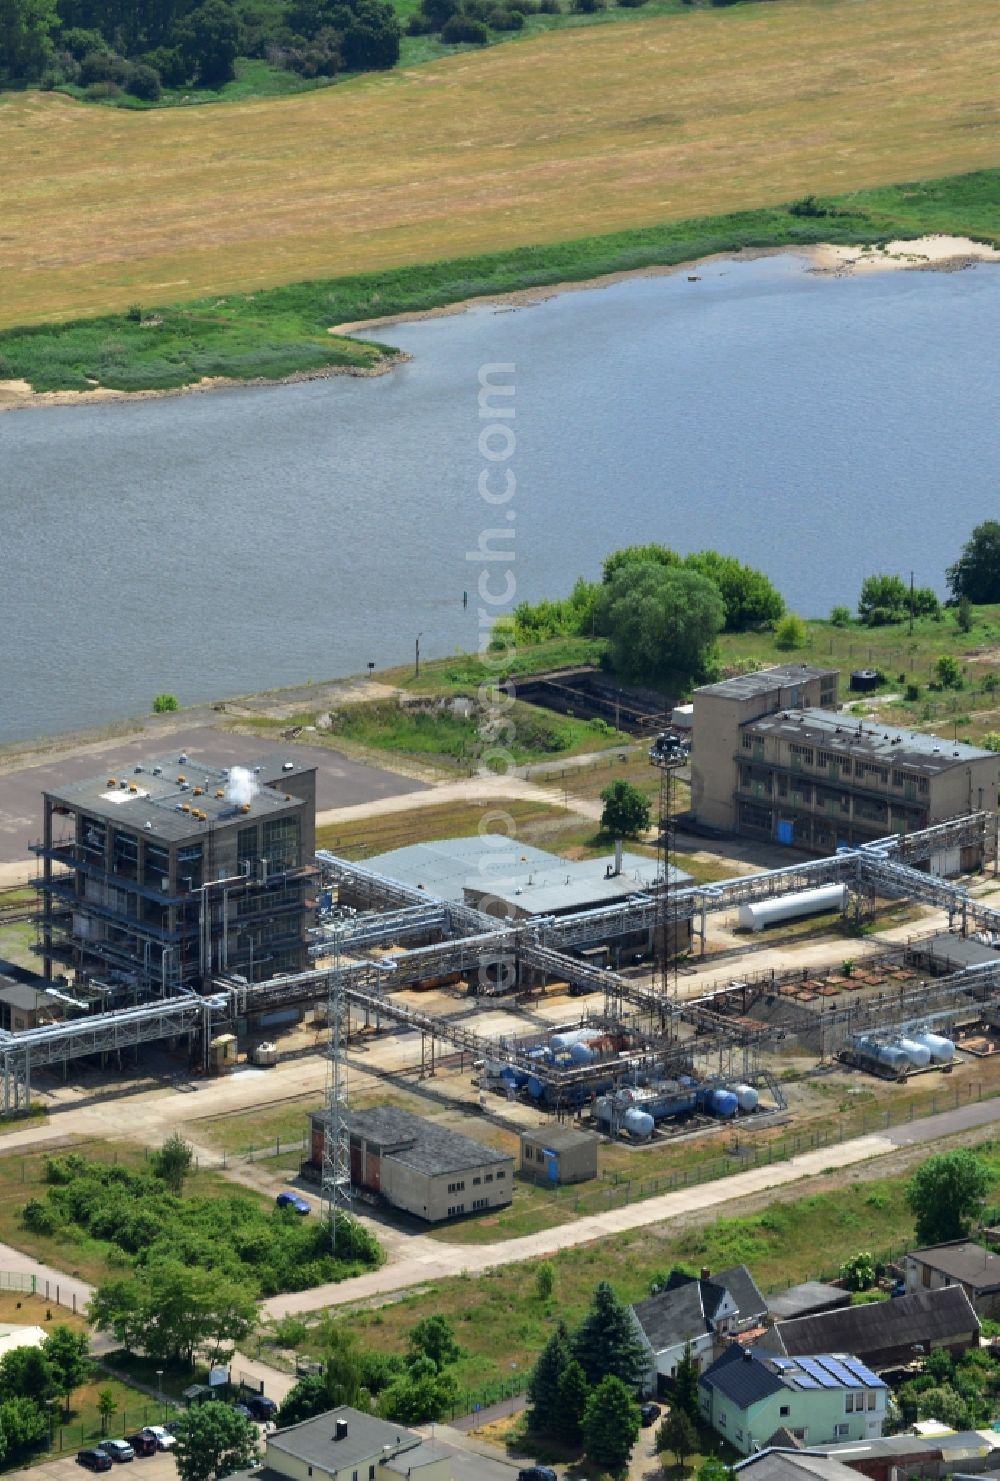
[738,884,848,933]
[623,1107,655,1140]
[913,1031,955,1064]
[732,1083,759,1113]
[897,1037,931,1070]
[253,1041,278,1067]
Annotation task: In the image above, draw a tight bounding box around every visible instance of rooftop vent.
[144,821,153,831]
[334,1421,349,1442]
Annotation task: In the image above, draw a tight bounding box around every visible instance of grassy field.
[315,797,574,856]
[2,0,1000,341]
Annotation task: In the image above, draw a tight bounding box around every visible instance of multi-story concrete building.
[691,665,999,860]
[33,754,317,993]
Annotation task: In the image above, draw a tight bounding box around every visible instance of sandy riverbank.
[808,235,1000,276]
[3,236,996,414]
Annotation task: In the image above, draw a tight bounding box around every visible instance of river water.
[2,251,999,746]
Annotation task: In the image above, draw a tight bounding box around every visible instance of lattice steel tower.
[321,930,352,1251]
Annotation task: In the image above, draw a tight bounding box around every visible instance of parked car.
[640,1403,661,1427]
[142,1426,176,1451]
[78,1451,113,1472]
[98,1441,135,1463]
[246,1395,279,1421]
[517,1469,556,1481]
[125,1433,157,1458]
[275,1192,311,1215]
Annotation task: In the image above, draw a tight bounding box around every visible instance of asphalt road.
[0,725,426,865]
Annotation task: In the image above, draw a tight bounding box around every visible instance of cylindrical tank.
[897,1037,931,1069]
[623,1108,655,1139]
[737,884,848,933]
[854,1038,909,1074]
[914,1031,955,1064]
[594,1096,613,1126]
[708,1089,739,1119]
[526,1075,545,1099]
[500,1066,527,1088]
[550,1028,601,1051]
[732,1083,759,1113]
[569,1042,595,1065]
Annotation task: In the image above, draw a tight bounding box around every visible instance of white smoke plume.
[226,766,259,807]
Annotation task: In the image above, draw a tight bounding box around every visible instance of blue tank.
[708,1089,739,1118]
[526,1076,545,1099]
[570,1043,596,1065]
[500,1066,528,1088]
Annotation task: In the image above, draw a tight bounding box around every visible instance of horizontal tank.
[623,1107,655,1140]
[853,1037,909,1075]
[500,1066,528,1088]
[896,1037,932,1070]
[635,1081,698,1121]
[708,1089,739,1119]
[913,1031,955,1064]
[738,884,848,933]
[569,1042,595,1065]
[550,1028,602,1051]
[732,1083,758,1113]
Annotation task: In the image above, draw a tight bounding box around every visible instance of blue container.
[570,1043,595,1065]
[527,1076,545,1099]
[708,1088,739,1118]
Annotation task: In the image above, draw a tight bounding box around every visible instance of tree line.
[0,0,402,98]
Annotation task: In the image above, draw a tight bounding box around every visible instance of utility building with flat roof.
[33,754,317,994]
[690,666,998,863]
[519,1124,598,1185]
[309,1105,513,1223]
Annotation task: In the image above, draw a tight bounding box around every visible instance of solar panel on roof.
[821,1358,859,1387]
[772,1359,794,1370]
[791,1376,820,1390]
[841,1358,883,1388]
[798,1358,839,1389]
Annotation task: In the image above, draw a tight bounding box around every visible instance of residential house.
[698,1348,888,1456]
[758,1287,979,1370]
[905,1241,1000,1320]
[234,1407,450,1481]
[631,1265,767,1396]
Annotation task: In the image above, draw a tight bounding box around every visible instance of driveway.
[7,1450,177,1481]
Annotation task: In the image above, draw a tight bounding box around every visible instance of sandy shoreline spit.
[808,235,1000,276]
[3,237,997,413]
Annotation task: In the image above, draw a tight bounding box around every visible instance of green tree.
[87,1278,145,1354]
[572,1281,647,1390]
[177,0,239,85]
[981,732,1000,753]
[91,1260,255,1366]
[915,1383,971,1430]
[684,550,784,631]
[0,0,58,81]
[657,1406,697,1467]
[408,1314,460,1370]
[554,1359,589,1447]
[599,780,651,838]
[0,1395,46,1455]
[151,1131,194,1193]
[528,1321,571,1433]
[935,655,963,689]
[97,1388,118,1437]
[602,543,679,583]
[582,1374,641,1478]
[906,1149,990,1245]
[948,521,1000,603]
[378,1354,457,1424]
[152,693,180,713]
[595,563,724,686]
[672,1341,701,1420]
[957,596,973,632]
[173,1403,259,1481]
[858,573,908,625]
[535,1262,555,1303]
[774,613,807,650]
[278,1373,336,1427]
[830,604,852,627]
[342,0,400,68]
[0,1344,55,1403]
[43,1325,90,1415]
[839,1251,876,1292]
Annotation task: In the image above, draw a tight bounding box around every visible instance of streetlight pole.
[156,1370,164,1419]
[415,632,423,678]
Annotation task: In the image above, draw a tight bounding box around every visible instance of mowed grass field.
[4,0,1000,328]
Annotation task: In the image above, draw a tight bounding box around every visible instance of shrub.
[80,49,129,85]
[85,79,122,98]
[572,0,605,13]
[829,604,852,627]
[488,7,525,27]
[152,692,179,712]
[789,194,828,218]
[957,596,974,632]
[441,9,490,37]
[905,683,920,702]
[406,12,435,30]
[774,613,807,650]
[538,0,561,13]
[125,62,162,99]
[935,656,963,690]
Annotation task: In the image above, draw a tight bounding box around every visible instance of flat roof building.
[33,754,317,994]
[519,1124,598,1185]
[690,666,998,862]
[905,1241,1000,1319]
[309,1105,513,1224]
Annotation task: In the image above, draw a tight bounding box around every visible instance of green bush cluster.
[26,1153,381,1296]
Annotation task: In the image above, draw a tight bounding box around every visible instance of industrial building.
[699,1348,888,1455]
[690,665,999,861]
[519,1123,598,1185]
[33,754,318,993]
[309,1105,513,1223]
[365,837,693,956]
